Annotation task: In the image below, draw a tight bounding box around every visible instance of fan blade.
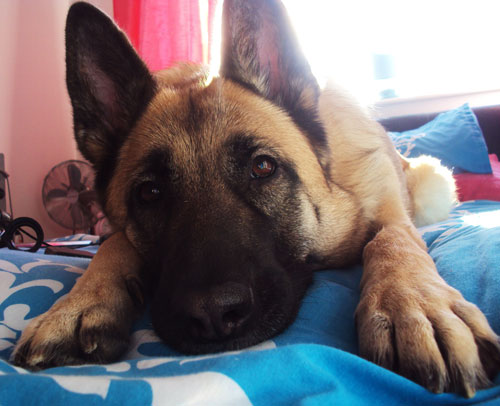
[67,163,82,190]
[46,188,68,200]
[79,190,98,206]
[70,203,84,230]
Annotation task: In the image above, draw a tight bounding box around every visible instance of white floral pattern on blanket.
[0,203,499,405]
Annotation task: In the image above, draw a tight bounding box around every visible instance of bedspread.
[1,201,499,405]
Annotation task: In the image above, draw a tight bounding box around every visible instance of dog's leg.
[356,203,500,397]
[11,232,144,370]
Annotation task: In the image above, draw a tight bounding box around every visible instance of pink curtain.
[114,0,218,72]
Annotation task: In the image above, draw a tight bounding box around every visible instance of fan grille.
[42,160,99,231]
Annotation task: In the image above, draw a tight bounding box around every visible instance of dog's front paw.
[356,280,500,397]
[11,296,132,370]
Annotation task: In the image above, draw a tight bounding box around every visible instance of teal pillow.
[389,104,492,173]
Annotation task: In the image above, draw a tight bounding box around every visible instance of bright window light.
[283,0,500,103]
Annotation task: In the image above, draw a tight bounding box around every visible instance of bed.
[1,104,500,405]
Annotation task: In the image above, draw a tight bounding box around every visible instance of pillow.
[418,200,500,332]
[454,154,500,201]
[389,103,492,174]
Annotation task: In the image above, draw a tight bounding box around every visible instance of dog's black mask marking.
[128,138,314,353]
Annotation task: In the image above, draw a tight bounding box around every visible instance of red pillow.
[454,154,500,201]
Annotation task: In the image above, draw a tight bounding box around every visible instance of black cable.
[5,175,13,218]
[17,227,38,241]
[0,170,101,252]
[4,217,44,252]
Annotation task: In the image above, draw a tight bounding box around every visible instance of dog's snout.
[185,282,254,341]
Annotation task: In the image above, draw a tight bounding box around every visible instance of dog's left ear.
[220,0,321,121]
[65,2,156,168]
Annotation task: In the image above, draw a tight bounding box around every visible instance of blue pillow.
[389,103,492,174]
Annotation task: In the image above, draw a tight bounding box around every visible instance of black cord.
[0,170,13,218]
[11,229,98,251]
[5,176,13,218]
[7,218,53,249]
[17,227,38,241]
[0,171,101,251]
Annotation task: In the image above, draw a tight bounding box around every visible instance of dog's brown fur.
[12,0,500,397]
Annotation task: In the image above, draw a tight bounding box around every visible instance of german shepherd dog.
[12,0,500,397]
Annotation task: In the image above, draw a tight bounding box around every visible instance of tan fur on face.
[105,71,364,263]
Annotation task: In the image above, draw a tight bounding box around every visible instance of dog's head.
[65,0,360,353]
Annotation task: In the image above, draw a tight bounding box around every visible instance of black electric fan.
[42,160,99,233]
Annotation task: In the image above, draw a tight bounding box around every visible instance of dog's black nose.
[185,282,254,341]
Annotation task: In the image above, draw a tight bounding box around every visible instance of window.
[283,0,500,103]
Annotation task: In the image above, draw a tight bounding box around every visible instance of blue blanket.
[1,201,500,405]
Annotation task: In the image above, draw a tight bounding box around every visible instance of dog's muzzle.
[151,276,266,353]
[149,234,311,353]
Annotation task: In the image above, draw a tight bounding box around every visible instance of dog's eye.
[138,181,162,204]
[251,156,276,179]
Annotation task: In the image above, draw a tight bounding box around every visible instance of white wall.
[373,89,500,119]
[0,0,113,239]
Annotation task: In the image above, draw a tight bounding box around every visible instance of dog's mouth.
[150,266,312,355]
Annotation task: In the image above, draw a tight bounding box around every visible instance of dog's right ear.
[219,0,331,170]
[65,2,156,167]
[220,0,320,115]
